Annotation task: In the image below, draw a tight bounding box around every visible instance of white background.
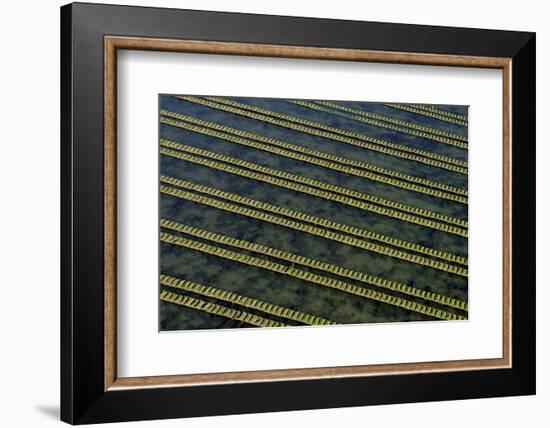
[118,52,502,377]
[0,0,546,427]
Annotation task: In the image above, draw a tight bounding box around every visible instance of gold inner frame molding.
[104,35,512,391]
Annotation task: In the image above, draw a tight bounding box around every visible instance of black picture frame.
[61,2,535,424]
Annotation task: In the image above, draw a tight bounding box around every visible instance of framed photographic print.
[60,2,536,424]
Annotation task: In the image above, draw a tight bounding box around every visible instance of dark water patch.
[160,299,252,331]
[161,197,467,303]
[160,178,466,258]
[239,97,468,162]
[160,242,431,325]
[337,101,469,137]
[160,124,467,218]
[162,97,468,190]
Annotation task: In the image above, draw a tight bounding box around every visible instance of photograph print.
[158,95,468,331]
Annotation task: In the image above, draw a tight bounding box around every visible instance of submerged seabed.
[159,96,469,331]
